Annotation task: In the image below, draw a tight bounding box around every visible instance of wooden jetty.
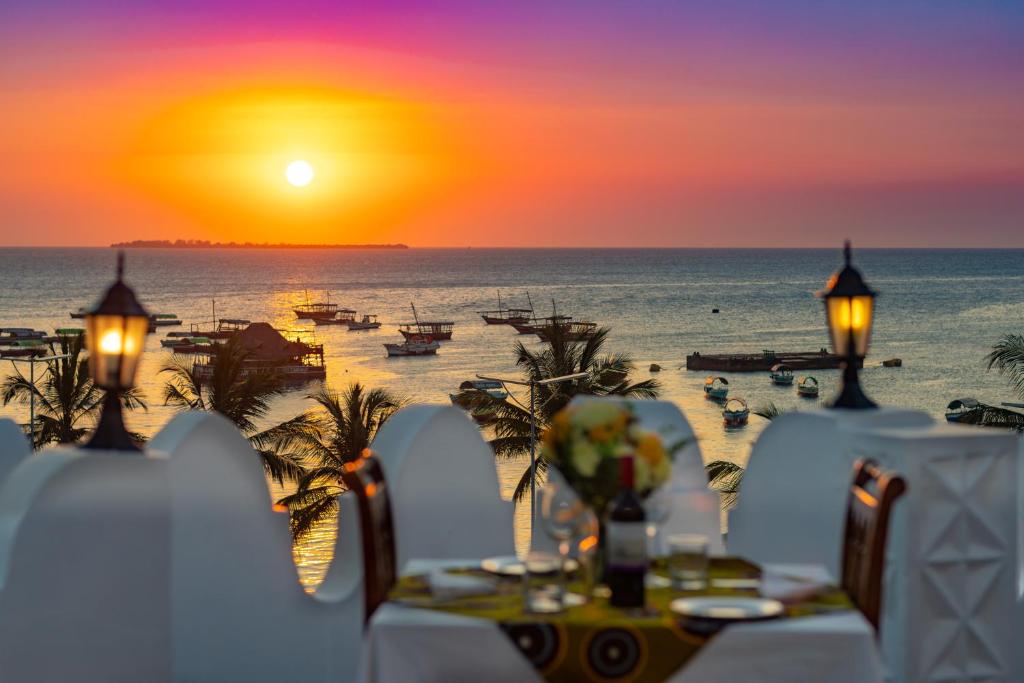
[686,349,861,372]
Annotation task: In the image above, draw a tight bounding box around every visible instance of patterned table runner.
[388,557,854,683]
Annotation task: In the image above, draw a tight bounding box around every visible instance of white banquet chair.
[149,411,364,683]
[0,418,31,487]
[370,405,514,568]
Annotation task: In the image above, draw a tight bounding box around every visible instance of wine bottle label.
[606,521,647,571]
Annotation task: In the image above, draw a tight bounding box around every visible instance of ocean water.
[2,247,1023,586]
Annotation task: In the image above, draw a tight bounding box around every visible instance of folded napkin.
[427,569,498,602]
[759,565,831,603]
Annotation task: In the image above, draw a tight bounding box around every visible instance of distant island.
[110,239,409,250]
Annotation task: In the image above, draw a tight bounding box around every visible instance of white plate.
[669,596,784,621]
[480,556,579,577]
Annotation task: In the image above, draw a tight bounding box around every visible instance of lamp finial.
[116,251,125,281]
[843,241,852,267]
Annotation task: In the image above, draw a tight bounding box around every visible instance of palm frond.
[959,404,1024,433]
[985,334,1024,399]
[753,402,785,421]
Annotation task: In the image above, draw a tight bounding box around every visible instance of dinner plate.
[480,556,579,577]
[669,596,785,621]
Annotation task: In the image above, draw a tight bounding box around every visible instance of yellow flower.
[572,402,627,431]
[635,433,666,468]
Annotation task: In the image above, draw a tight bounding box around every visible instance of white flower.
[570,441,601,477]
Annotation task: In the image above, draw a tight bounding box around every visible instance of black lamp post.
[83,253,150,451]
[818,241,877,409]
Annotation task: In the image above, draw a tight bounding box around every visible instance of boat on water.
[192,323,325,384]
[166,318,250,340]
[769,363,794,386]
[510,315,570,335]
[479,290,534,325]
[723,398,750,427]
[348,314,382,331]
[54,328,84,336]
[313,309,358,326]
[703,376,729,401]
[161,336,214,353]
[0,342,47,359]
[293,291,341,321]
[385,334,440,357]
[151,313,182,327]
[69,307,89,319]
[535,320,598,342]
[945,398,980,422]
[450,380,508,423]
[399,304,454,341]
[797,376,820,397]
[0,328,46,346]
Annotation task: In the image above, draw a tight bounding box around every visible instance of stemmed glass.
[539,479,596,606]
[643,485,674,588]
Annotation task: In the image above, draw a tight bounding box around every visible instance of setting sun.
[285,160,314,187]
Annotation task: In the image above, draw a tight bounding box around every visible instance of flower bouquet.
[541,401,672,518]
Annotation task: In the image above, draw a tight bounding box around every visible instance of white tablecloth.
[359,563,885,683]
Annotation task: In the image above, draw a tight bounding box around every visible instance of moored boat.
[479,290,534,325]
[0,328,46,346]
[399,304,454,341]
[293,291,340,320]
[723,398,750,427]
[769,363,794,386]
[167,318,250,340]
[449,379,508,423]
[535,320,598,342]
[703,376,729,401]
[54,327,84,336]
[313,309,358,326]
[348,314,382,331]
[191,323,325,384]
[69,307,88,319]
[797,376,819,397]
[151,313,182,327]
[945,397,979,422]
[385,334,440,357]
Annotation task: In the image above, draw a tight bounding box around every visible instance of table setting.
[360,403,884,683]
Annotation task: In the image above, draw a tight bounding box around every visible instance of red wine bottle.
[606,455,646,608]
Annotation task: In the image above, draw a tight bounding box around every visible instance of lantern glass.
[86,313,149,390]
[826,294,874,357]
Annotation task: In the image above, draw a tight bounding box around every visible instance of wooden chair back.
[841,458,907,631]
[340,448,397,624]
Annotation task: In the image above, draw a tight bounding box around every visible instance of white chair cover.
[370,405,514,567]
[0,418,30,487]
[148,411,362,682]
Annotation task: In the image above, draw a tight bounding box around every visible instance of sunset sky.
[1,1,1022,247]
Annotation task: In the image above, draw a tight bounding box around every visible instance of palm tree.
[275,383,404,540]
[161,337,313,484]
[457,326,660,503]
[1,335,146,448]
[960,333,1024,432]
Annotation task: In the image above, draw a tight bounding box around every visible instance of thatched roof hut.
[235,323,318,362]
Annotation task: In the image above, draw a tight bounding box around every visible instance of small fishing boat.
[703,376,729,401]
[0,328,46,346]
[535,320,598,342]
[0,342,47,359]
[293,291,339,320]
[54,328,84,336]
[167,318,250,340]
[797,376,820,398]
[723,398,750,427]
[399,304,454,341]
[450,380,508,423]
[347,314,382,331]
[151,313,182,327]
[769,363,794,386]
[162,337,215,354]
[313,309,358,326]
[384,334,440,357]
[69,307,89,319]
[945,398,979,423]
[479,290,534,325]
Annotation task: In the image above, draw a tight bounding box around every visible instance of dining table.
[358,557,886,683]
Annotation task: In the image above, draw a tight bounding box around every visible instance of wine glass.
[643,486,674,588]
[539,480,588,605]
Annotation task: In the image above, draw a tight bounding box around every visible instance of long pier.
[685,349,860,372]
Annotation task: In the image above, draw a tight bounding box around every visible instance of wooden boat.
[797,376,820,398]
[882,358,903,368]
[769,364,794,386]
[0,343,47,359]
[450,380,508,423]
[192,323,325,384]
[723,398,750,427]
[167,318,250,340]
[686,349,854,372]
[151,313,182,327]
[0,328,46,346]
[348,315,382,331]
[385,334,439,357]
[161,336,214,353]
[703,376,729,401]
[313,309,358,326]
[535,320,598,342]
[293,291,339,320]
[399,304,454,341]
[69,307,89,319]
[479,290,534,325]
[945,398,979,423]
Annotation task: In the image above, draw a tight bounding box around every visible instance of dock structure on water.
[686,349,860,372]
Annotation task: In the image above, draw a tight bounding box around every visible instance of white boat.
[769,363,794,386]
[723,398,750,427]
[945,397,979,422]
[384,334,439,357]
[797,376,820,398]
[347,314,382,331]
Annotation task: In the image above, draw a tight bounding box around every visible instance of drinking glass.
[643,486,674,556]
[667,534,710,590]
[540,480,588,604]
[522,552,563,613]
